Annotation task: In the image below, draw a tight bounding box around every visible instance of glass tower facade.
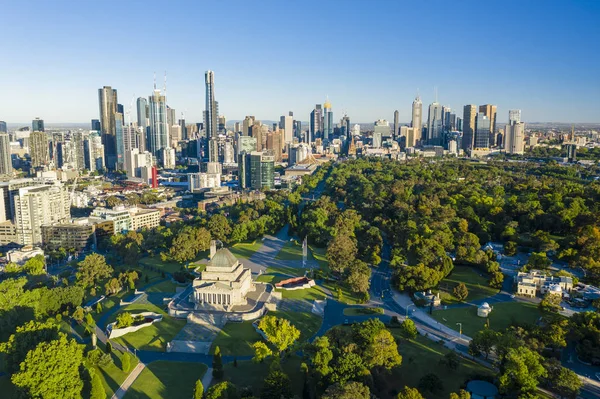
[474,113,490,149]
[148,89,168,158]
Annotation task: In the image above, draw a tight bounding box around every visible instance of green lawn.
[124,361,207,399]
[431,301,543,338]
[229,240,263,259]
[270,310,322,342]
[279,285,328,301]
[343,307,384,316]
[255,265,307,284]
[139,251,208,275]
[435,266,500,304]
[145,280,178,293]
[109,303,186,351]
[221,356,304,397]
[321,280,363,305]
[210,321,262,356]
[275,241,329,270]
[92,290,130,323]
[96,344,140,397]
[0,375,17,398]
[381,334,493,399]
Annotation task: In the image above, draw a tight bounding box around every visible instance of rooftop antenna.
[163,71,167,96]
[153,72,156,90]
[434,86,438,103]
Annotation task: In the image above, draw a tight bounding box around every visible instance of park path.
[111,362,146,399]
[202,368,213,392]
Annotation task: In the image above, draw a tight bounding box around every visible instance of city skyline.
[1,1,599,124]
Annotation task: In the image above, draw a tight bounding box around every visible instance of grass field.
[435,266,499,304]
[321,280,363,305]
[275,241,329,270]
[0,375,16,398]
[279,285,328,301]
[109,303,186,351]
[254,265,307,284]
[96,345,140,397]
[221,356,304,397]
[343,307,384,316]
[145,280,178,293]
[124,361,207,399]
[229,240,263,259]
[431,301,543,338]
[210,320,261,356]
[269,310,322,342]
[381,334,494,399]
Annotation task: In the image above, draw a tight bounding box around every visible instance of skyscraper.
[0,121,7,133]
[441,106,452,132]
[411,95,422,134]
[32,118,44,132]
[204,70,218,140]
[136,97,148,129]
[114,112,125,169]
[98,86,118,168]
[310,105,323,144]
[393,110,399,138]
[474,113,490,149]
[373,119,390,147]
[427,102,443,144]
[30,131,49,168]
[72,132,85,171]
[242,116,255,136]
[505,110,525,154]
[323,99,333,143]
[148,89,168,158]
[280,112,294,144]
[249,151,274,190]
[479,104,497,145]
[91,119,101,131]
[0,133,12,175]
[462,105,477,151]
[340,115,350,139]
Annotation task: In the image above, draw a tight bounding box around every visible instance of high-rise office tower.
[456,117,463,132]
[508,109,521,124]
[294,120,302,140]
[32,118,44,132]
[251,122,263,152]
[411,95,422,134]
[122,124,137,152]
[84,132,105,172]
[323,99,333,142]
[0,121,7,133]
[393,110,399,138]
[237,135,257,157]
[474,113,490,149]
[266,130,283,162]
[462,105,477,151]
[505,110,525,154]
[0,133,12,175]
[427,102,443,144]
[72,132,85,171]
[91,119,101,131]
[136,97,149,129]
[441,106,452,132]
[243,116,255,136]
[179,119,187,140]
[218,115,226,133]
[249,151,275,190]
[98,86,118,169]
[280,112,294,143]
[310,104,323,144]
[204,70,218,140]
[148,89,168,158]
[479,104,497,146]
[114,112,125,169]
[30,131,49,168]
[340,115,350,139]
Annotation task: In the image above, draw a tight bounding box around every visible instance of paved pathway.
[111,362,146,399]
[202,368,213,392]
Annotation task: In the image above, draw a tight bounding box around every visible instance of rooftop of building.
[208,248,239,269]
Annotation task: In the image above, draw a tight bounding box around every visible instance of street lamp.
[456,322,462,337]
[406,303,415,318]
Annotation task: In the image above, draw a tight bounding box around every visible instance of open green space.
[321,280,362,305]
[139,251,208,274]
[210,320,261,356]
[382,334,493,399]
[343,307,384,316]
[124,361,207,399]
[279,285,328,301]
[275,241,329,271]
[221,355,304,397]
[435,266,499,305]
[431,301,543,338]
[92,290,130,323]
[270,310,322,342]
[96,344,140,397]
[255,265,307,284]
[0,375,17,398]
[109,303,186,351]
[229,240,263,259]
[145,280,178,293]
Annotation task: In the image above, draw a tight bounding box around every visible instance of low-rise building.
[7,246,44,265]
[516,270,573,298]
[41,221,95,251]
[130,207,160,231]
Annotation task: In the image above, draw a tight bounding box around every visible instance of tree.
[453,283,469,301]
[499,347,547,396]
[396,386,425,399]
[400,318,418,340]
[205,381,238,399]
[212,346,224,379]
[346,259,371,293]
[539,292,562,314]
[90,370,106,399]
[395,263,444,292]
[489,271,504,289]
[22,255,46,275]
[449,389,471,399]
[106,196,122,208]
[258,315,301,354]
[72,306,85,322]
[252,341,272,363]
[207,214,232,242]
[544,359,582,399]
[11,335,84,398]
[526,252,551,270]
[0,319,60,373]
[122,352,132,372]
[308,336,333,378]
[261,370,293,399]
[194,379,204,399]
[169,226,211,262]
[363,328,402,369]
[442,351,460,371]
[76,253,113,289]
[322,382,370,399]
[468,329,498,360]
[419,373,444,394]
[105,277,122,295]
[116,312,134,328]
[327,234,358,275]
[504,241,518,256]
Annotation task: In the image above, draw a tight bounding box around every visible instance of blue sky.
[2,0,599,124]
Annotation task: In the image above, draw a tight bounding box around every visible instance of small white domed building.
[547,283,563,297]
[477,302,492,317]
